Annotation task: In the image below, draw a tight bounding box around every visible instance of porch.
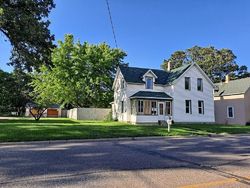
[129,91,173,124]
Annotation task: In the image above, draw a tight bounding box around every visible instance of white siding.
[172,65,215,122]
[113,64,215,124]
[113,71,128,122]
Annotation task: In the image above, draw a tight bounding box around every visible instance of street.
[0,135,250,187]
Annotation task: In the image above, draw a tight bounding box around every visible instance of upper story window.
[121,79,125,89]
[145,77,153,89]
[185,77,191,90]
[227,106,234,118]
[197,78,203,91]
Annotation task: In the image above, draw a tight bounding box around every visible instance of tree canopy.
[31,34,127,109]
[0,69,31,115]
[161,46,248,82]
[0,0,55,71]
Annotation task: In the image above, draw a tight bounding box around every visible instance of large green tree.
[0,69,31,115]
[31,34,127,109]
[0,0,55,71]
[161,46,243,82]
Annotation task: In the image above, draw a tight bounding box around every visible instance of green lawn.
[0,118,250,142]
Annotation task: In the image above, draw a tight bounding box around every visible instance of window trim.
[137,100,144,114]
[166,101,172,115]
[121,101,124,113]
[151,101,157,115]
[197,78,203,91]
[185,100,192,114]
[121,79,125,89]
[198,100,204,114]
[227,106,234,118]
[185,77,191,90]
[145,76,153,89]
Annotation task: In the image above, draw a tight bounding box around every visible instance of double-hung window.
[227,106,234,118]
[121,101,124,113]
[138,100,144,114]
[121,79,125,89]
[185,100,192,114]
[146,77,153,89]
[166,101,172,115]
[185,77,191,90]
[151,101,157,115]
[197,78,203,91]
[198,100,204,114]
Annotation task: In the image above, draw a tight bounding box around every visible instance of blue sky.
[1,0,250,72]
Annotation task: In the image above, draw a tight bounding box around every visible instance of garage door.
[47,109,58,117]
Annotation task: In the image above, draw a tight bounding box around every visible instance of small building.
[112,62,215,124]
[25,104,61,118]
[214,76,250,125]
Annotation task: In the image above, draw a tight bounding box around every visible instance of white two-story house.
[112,62,215,124]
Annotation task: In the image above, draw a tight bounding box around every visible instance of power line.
[105,0,118,48]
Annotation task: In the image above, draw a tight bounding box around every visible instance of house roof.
[214,77,250,97]
[130,91,172,100]
[119,63,191,85]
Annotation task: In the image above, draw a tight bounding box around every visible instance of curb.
[0,136,167,145]
[0,134,249,146]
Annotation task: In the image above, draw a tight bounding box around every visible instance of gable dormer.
[142,70,158,89]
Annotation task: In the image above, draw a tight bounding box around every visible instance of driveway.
[0,135,250,188]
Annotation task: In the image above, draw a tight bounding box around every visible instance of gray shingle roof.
[119,64,191,85]
[130,91,172,100]
[214,77,250,97]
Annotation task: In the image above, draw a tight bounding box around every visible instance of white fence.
[67,108,111,120]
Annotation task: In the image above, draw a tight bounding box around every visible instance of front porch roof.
[130,91,173,100]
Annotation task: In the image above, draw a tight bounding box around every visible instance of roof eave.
[130,96,173,100]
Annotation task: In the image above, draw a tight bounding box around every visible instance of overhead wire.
[105,0,118,48]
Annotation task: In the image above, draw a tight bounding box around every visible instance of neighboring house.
[214,76,250,125]
[112,62,215,124]
[25,104,61,118]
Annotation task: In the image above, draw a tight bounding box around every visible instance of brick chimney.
[225,74,230,83]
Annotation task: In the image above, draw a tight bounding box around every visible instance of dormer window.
[146,77,153,89]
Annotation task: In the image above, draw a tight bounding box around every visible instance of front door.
[158,102,165,120]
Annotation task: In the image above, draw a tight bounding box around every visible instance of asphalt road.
[0,135,250,188]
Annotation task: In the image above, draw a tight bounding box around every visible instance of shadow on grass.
[0,118,79,124]
[175,124,250,134]
[1,120,250,142]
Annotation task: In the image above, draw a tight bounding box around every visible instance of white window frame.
[151,101,157,115]
[121,101,124,113]
[185,77,191,90]
[227,106,234,118]
[137,100,144,114]
[185,100,192,114]
[166,101,172,115]
[121,79,125,89]
[198,100,204,114]
[197,78,203,91]
[145,77,153,89]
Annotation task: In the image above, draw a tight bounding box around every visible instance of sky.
[1,0,250,72]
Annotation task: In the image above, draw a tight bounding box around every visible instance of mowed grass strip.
[0,118,250,142]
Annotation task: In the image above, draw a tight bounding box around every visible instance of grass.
[0,118,250,142]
